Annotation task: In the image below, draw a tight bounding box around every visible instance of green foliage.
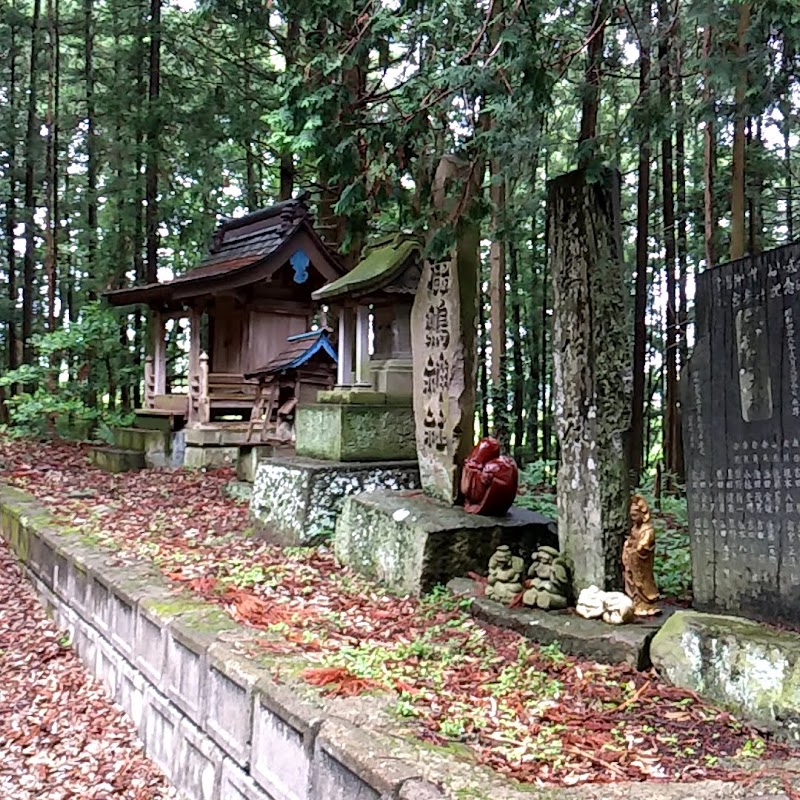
[0,303,135,437]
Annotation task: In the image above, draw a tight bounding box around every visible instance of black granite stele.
[684,242,800,625]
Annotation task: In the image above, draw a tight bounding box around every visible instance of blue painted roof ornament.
[290,249,310,284]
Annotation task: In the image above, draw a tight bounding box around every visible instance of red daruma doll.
[459,437,519,516]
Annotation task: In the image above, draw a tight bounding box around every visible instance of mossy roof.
[312,235,422,302]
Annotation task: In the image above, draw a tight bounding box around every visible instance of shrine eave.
[103,200,345,310]
[312,236,422,303]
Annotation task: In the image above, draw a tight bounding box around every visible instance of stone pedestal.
[111,427,179,469]
[334,490,556,596]
[295,395,415,462]
[89,446,145,473]
[250,457,420,546]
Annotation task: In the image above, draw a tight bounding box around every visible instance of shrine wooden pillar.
[147,311,166,406]
[336,308,354,386]
[354,305,370,386]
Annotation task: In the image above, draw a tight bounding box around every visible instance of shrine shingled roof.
[244,329,337,380]
[104,198,344,308]
[312,235,422,303]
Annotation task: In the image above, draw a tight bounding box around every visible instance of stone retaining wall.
[0,484,444,800]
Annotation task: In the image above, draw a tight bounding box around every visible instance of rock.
[650,610,800,741]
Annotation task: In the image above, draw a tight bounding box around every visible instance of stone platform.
[448,577,675,669]
[111,426,183,469]
[250,457,420,546]
[334,490,557,596]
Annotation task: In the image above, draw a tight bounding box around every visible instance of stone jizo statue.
[521,545,572,610]
[460,437,518,516]
[575,586,634,625]
[622,494,660,616]
[485,545,525,605]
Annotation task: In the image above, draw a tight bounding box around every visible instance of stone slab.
[651,610,800,741]
[186,426,254,447]
[236,444,291,483]
[184,445,240,470]
[112,426,174,468]
[295,402,415,462]
[448,578,674,669]
[250,456,419,546]
[334,490,556,596]
[88,446,145,473]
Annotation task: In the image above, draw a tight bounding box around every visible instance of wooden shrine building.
[104,198,345,433]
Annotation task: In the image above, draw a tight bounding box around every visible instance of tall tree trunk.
[44,0,59,334]
[659,0,681,483]
[84,0,97,291]
[279,18,299,201]
[145,0,161,283]
[526,214,540,457]
[22,0,42,363]
[488,172,507,443]
[703,23,716,269]
[630,2,651,486]
[675,30,688,370]
[578,0,608,153]
[729,2,751,262]
[509,236,524,450]
[5,7,19,373]
[478,269,490,437]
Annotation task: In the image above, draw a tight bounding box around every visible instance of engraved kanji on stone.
[424,300,451,349]
[422,353,451,396]
[427,261,451,296]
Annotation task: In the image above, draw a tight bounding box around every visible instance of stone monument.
[410,155,480,502]
[683,241,800,626]
[547,167,631,595]
[333,154,557,595]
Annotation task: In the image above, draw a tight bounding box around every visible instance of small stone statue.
[622,494,660,616]
[485,545,525,604]
[521,546,572,610]
[460,438,519,516]
[575,586,634,625]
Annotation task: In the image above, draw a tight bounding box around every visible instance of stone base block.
[237,444,291,483]
[334,490,557,596]
[112,426,175,468]
[651,610,800,741]
[88,446,145,473]
[184,445,240,470]
[448,578,674,669]
[295,402,415,461]
[250,457,420,546]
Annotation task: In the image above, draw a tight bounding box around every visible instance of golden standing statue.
[622,495,660,616]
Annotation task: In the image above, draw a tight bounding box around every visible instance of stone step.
[88,446,146,473]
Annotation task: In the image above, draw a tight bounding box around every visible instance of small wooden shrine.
[104,198,345,435]
[311,235,422,395]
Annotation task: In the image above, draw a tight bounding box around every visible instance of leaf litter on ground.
[1,436,799,789]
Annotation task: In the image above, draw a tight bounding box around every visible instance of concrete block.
[250,679,322,800]
[54,548,70,599]
[206,646,260,767]
[220,758,276,800]
[166,632,206,723]
[36,529,59,588]
[90,574,114,634]
[112,426,172,468]
[116,659,148,731]
[71,616,99,674]
[135,608,168,685]
[65,558,92,619]
[108,590,137,660]
[312,718,420,800]
[177,717,223,800]
[142,686,184,780]
[184,445,240,470]
[94,635,122,698]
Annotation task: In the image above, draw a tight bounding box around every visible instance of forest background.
[0,0,796,496]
